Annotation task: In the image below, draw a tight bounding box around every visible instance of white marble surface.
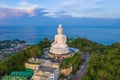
[50,24,70,54]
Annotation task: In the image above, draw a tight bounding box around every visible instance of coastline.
[25,39,119,46]
[0,39,119,46]
[0,26,120,45]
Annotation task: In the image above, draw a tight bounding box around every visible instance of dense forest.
[82,43,120,80]
[0,37,120,80]
[67,38,120,80]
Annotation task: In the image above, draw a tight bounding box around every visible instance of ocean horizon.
[0,26,120,45]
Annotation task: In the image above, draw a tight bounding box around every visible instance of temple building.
[31,66,59,80]
[31,59,60,80]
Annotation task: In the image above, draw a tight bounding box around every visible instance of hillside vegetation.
[68,38,120,80]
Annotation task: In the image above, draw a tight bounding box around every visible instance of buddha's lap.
[52,44,67,48]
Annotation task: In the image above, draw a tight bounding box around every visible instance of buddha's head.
[57,24,63,34]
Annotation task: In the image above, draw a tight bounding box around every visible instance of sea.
[0,26,120,45]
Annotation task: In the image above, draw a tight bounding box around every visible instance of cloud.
[15,1,40,17]
[0,1,41,18]
[0,0,120,19]
[43,10,68,17]
[15,5,39,17]
[0,8,24,19]
[95,2,103,5]
[42,0,102,17]
[19,1,28,6]
[42,0,120,18]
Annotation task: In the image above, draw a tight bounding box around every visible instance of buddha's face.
[58,29,62,34]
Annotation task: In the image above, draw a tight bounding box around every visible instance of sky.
[0,0,120,26]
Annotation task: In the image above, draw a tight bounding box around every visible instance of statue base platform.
[44,47,79,60]
[45,51,73,59]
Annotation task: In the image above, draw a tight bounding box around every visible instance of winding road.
[73,54,90,80]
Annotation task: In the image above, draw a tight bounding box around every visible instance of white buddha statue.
[50,24,70,54]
